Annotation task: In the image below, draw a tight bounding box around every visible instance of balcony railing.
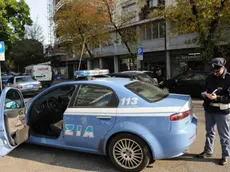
[89,33,201,57]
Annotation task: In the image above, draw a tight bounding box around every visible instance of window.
[152,22,159,39]
[42,85,75,99]
[136,74,155,85]
[5,89,24,110]
[176,73,193,80]
[191,73,207,81]
[126,81,168,102]
[73,84,118,108]
[16,76,36,84]
[146,23,152,40]
[148,0,154,8]
[158,0,165,6]
[140,24,146,41]
[159,21,166,38]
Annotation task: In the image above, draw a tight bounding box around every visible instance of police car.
[75,69,109,80]
[0,75,197,171]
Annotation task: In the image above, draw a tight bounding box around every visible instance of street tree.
[9,39,44,72]
[25,18,45,43]
[0,0,32,48]
[56,0,110,69]
[150,0,230,60]
[101,0,147,69]
[101,0,138,57]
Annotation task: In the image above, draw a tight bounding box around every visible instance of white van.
[25,64,52,86]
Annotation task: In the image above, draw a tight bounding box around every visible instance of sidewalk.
[192,98,203,105]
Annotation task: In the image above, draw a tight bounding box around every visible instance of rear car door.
[0,88,29,157]
[63,84,118,152]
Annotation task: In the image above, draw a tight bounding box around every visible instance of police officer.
[154,66,165,83]
[197,57,230,165]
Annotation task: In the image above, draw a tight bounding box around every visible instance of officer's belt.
[209,103,230,110]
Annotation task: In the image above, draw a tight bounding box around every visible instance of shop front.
[119,55,138,71]
[142,51,166,77]
[170,49,207,78]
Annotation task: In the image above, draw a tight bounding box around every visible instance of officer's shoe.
[219,157,228,166]
[195,151,213,158]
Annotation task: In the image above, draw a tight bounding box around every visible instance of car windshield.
[2,76,13,80]
[136,74,154,84]
[16,76,36,83]
[125,81,168,102]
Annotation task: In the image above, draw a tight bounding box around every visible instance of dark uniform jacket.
[203,69,230,114]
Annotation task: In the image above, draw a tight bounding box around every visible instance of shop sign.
[176,55,204,61]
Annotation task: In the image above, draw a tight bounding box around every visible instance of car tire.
[108,133,151,172]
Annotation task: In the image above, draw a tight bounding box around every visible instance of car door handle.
[96,116,112,120]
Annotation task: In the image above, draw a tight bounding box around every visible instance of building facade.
[52,0,230,79]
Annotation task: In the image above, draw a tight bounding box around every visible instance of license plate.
[26,85,33,88]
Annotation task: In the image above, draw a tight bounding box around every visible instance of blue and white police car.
[0,76,197,171]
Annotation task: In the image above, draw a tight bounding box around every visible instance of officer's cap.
[209,57,226,72]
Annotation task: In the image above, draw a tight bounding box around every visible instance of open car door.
[0,87,29,157]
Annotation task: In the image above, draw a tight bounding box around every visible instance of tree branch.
[207,0,227,39]
[78,26,94,58]
[102,0,134,57]
[189,0,199,19]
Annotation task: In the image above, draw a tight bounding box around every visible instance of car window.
[5,89,24,110]
[191,73,207,81]
[144,72,155,78]
[176,73,193,80]
[42,85,76,99]
[73,84,118,108]
[7,77,14,84]
[16,76,36,84]
[126,81,168,102]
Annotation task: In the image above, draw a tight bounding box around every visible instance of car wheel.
[108,133,151,172]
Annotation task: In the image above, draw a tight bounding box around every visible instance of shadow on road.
[9,143,118,172]
[165,153,220,165]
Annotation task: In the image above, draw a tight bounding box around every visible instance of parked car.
[160,72,209,97]
[0,77,197,171]
[110,71,159,86]
[1,75,14,87]
[6,75,42,96]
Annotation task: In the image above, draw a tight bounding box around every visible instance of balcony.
[91,33,201,57]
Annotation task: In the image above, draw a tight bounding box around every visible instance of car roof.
[15,75,31,79]
[121,71,145,74]
[110,72,146,77]
[56,78,134,87]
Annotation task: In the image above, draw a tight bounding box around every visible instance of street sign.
[0,41,5,61]
[137,47,143,60]
[0,41,5,91]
